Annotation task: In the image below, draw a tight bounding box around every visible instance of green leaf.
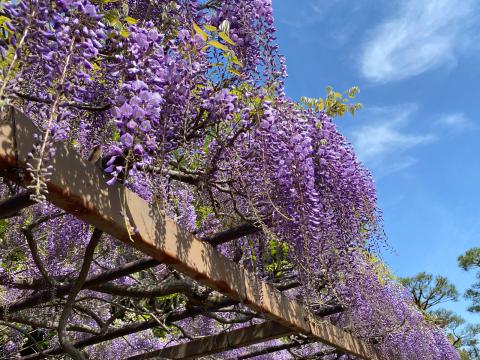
[120,29,130,38]
[0,16,11,25]
[204,24,217,32]
[317,99,324,111]
[219,32,235,46]
[208,40,229,52]
[228,67,241,76]
[125,16,138,25]
[192,21,208,42]
[0,219,7,239]
[230,55,243,68]
[104,9,122,28]
[121,1,129,16]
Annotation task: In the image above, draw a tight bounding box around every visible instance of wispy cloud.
[310,0,343,17]
[436,112,475,132]
[360,0,476,83]
[351,104,435,172]
[278,1,327,30]
[278,0,359,32]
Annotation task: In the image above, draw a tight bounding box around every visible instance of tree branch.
[4,314,98,334]
[0,191,35,219]
[203,311,255,324]
[90,277,195,298]
[20,299,237,359]
[13,91,111,112]
[237,340,308,360]
[3,257,159,313]
[73,304,105,329]
[21,226,57,286]
[203,222,260,247]
[57,228,102,360]
[0,320,42,354]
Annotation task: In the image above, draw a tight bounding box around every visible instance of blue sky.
[273,0,480,321]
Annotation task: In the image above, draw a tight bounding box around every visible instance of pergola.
[0,106,380,359]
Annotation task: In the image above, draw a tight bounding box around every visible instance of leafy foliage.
[301,86,363,118]
[400,272,459,311]
[401,272,479,358]
[459,248,480,313]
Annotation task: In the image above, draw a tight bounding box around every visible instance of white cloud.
[436,113,475,132]
[360,0,475,83]
[351,104,435,169]
[279,0,359,31]
[329,22,357,45]
[382,157,418,176]
[278,1,328,30]
[311,0,342,16]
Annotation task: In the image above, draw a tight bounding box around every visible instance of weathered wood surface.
[125,321,293,360]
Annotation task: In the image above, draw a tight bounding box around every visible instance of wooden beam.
[20,302,236,360]
[125,321,293,360]
[0,107,379,360]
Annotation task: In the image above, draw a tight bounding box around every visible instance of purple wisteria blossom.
[0,0,460,359]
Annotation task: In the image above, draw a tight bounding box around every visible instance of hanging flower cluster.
[0,0,460,359]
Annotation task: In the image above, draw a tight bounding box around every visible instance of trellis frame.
[0,107,379,360]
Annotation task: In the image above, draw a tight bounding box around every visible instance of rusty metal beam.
[125,321,293,360]
[0,107,379,360]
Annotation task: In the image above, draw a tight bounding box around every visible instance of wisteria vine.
[0,0,459,359]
